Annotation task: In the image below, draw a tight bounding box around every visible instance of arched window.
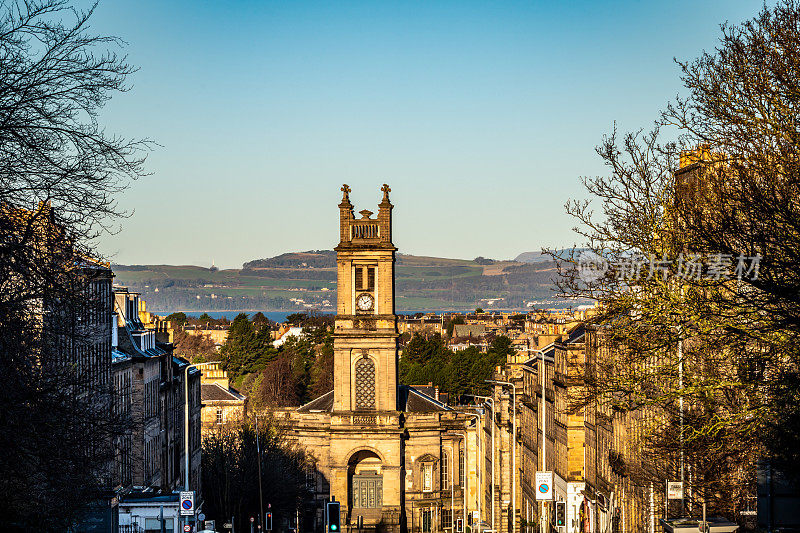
[355,356,376,410]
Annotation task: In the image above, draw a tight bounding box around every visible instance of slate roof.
[201,383,245,402]
[400,385,450,412]
[112,347,131,364]
[452,324,486,338]
[115,325,167,360]
[566,323,586,344]
[297,390,334,412]
[295,386,450,413]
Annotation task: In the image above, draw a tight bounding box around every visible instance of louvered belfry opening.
[355,355,376,410]
[355,265,376,291]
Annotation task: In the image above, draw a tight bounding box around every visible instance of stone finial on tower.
[341,184,352,205]
[339,184,354,244]
[377,183,392,243]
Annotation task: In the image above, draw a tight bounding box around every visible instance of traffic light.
[456,518,464,532]
[327,501,341,532]
[555,501,566,527]
[265,512,273,531]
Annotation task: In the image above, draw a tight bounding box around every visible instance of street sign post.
[180,491,195,516]
[535,471,554,501]
[667,482,684,499]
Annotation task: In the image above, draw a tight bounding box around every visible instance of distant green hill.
[112,251,583,314]
[243,250,336,269]
[514,248,588,263]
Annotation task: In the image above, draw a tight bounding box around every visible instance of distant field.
[112,250,582,313]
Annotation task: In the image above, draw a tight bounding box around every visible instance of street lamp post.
[446,429,472,533]
[457,412,482,532]
[184,361,220,490]
[466,394,495,533]
[446,442,455,532]
[486,380,516,533]
[255,413,265,533]
[534,351,547,533]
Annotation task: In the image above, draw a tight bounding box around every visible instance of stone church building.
[280,185,473,533]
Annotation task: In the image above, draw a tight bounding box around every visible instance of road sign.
[198,513,205,522]
[184,525,192,533]
[535,471,554,501]
[667,482,684,499]
[180,491,195,516]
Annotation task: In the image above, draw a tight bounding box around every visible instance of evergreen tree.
[165,312,188,326]
[399,333,511,401]
[221,313,258,378]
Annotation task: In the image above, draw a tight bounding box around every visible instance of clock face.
[356,293,374,312]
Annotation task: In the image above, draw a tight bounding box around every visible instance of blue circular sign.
[538,484,549,493]
[182,499,193,510]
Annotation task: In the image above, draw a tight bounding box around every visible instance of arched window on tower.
[355,356,376,410]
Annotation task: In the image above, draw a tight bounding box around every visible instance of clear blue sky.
[92,0,760,269]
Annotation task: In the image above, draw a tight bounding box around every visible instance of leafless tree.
[0,1,148,529]
[202,419,308,533]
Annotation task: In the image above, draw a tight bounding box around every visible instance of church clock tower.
[285,185,466,533]
[333,184,398,412]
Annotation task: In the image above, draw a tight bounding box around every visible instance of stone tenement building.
[280,185,473,533]
[200,361,247,437]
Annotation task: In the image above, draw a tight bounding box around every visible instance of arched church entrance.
[348,449,383,527]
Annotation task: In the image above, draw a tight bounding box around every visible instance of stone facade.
[279,185,473,533]
[111,287,202,496]
[200,362,247,437]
